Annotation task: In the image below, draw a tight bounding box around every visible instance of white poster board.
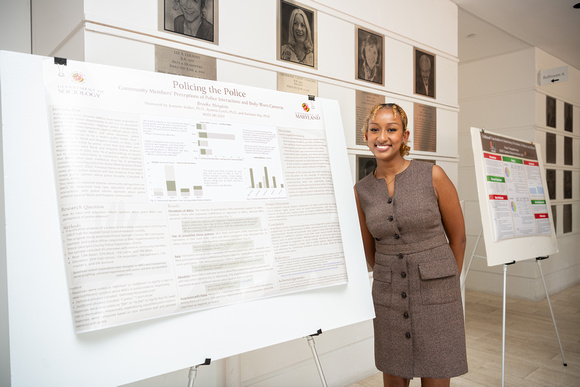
[470,127,558,266]
[0,51,374,386]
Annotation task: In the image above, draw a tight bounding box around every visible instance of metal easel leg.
[306,330,328,387]
[501,263,507,387]
[536,257,567,366]
[186,359,211,387]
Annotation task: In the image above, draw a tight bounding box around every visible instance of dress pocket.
[372,264,392,307]
[418,258,460,305]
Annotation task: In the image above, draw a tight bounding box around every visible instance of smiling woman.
[168,0,214,42]
[279,1,316,68]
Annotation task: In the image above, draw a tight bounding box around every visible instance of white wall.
[2,0,460,385]
[458,48,580,300]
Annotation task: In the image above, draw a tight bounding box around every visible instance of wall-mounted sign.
[538,65,568,86]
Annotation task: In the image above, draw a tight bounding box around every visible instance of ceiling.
[453,0,580,70]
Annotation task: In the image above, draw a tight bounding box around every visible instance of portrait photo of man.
[278,0,317,68]
[546,95,556,128]
[356,27,384,85]
[414,48,435,98]
[163,0,217,43]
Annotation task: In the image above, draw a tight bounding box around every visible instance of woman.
[358,34,382,83]
[354,104,467,387]
[173,0,214,42]
[281,8,314,66]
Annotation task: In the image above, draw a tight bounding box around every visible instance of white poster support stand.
[0,50,374,387]
[468,127,564,386]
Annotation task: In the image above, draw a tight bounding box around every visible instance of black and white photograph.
[278,0,317,68]
[356,155,377,181]
[565,102,573,132]
[414,48,435,98]
[163,0,217,43]
[564,170,572,199]
[547,169,556,200]
[356,27,383,85]
[546,95,556,128]
[563,204,572,233]
[565,136,573,165]
[546,132,556,164]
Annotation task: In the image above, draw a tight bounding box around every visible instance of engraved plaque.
[355,90,385,146]
[277,72,318,96]
[155,46,217,80]
[413,103,437,152]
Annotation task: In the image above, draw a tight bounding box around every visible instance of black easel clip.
[480,128,485,133]
[54,57,67,66]
[536,256,550,261]
[309,329,323,337]
[308,95,315,101]
[199,358,211,366]
[506,260,517,265]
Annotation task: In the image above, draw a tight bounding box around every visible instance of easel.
[185,329,328,387]
[463,230,567,387]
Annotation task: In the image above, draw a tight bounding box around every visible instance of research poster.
[478,131,551,242]
[44,60,348,333]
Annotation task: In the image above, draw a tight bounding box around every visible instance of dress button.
[374,237,380,241]
[394,234,400,239]
[403,312,409,318]
[387,198,392,204]
[398,253,404,259]
[388,216,394,222]
[401,292,407,298]
[405,332,411,339]
[401,272,407,278]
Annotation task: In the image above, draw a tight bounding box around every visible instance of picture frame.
[356,155,376,182]
[414,48,435,98]
[546,95,556,128]
[278,0,317,69]
[356,27,384,85]
[162,0,218,44]
[564,102,573,132]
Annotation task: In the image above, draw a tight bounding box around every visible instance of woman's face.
[293,14,307,44]
[365,107,408,161]
[180,0,202,23]
[364,44,378,67]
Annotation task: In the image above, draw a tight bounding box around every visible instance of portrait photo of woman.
[278,0,317,68]
[356,27,384,85]
[163,0,216,43]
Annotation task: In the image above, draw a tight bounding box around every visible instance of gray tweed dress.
[355,160,468,379]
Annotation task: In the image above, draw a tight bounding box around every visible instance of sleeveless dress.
[355,160,468,379]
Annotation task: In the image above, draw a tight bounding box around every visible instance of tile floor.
[349,282,580,386]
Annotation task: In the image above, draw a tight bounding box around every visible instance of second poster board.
[470,127,558,266]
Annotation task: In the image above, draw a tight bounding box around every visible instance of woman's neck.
[374,158,407,179]
[183,17,202,35]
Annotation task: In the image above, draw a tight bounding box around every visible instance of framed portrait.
[546,95,556,128]
[278,0,317,69]
[356,27,384,85]
[564,170,572,199]
[565,136,573,165]
[356,155,376,181]
[564,102,573,132]
[563,204,572,233]
[546,132,556,164]
[546,169,556,200]
[414,48,435,98]
[162,0,218,44]
[551,205,557,233]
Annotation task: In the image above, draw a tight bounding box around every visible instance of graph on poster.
[143,116,287,202]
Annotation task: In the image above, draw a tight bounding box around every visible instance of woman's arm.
[354,188,376,269]
[432,165,466,272]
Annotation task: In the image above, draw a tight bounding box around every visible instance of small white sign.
[538,65,568,85]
